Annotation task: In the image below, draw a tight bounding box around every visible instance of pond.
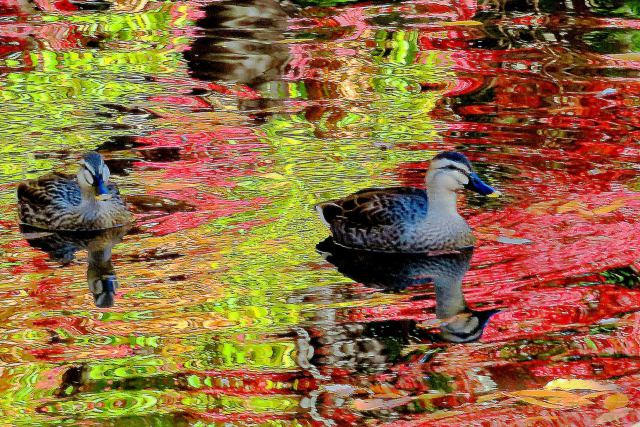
[1,0,640,425]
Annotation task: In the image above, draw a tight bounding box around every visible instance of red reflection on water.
[4,0,640,425]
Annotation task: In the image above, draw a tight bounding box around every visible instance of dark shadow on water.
[184,0,295,88]
[184,0,299,119]
[20,225,130,308]
[275,238,502,422]
[315,237,499,344]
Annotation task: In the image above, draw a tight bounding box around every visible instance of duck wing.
[18,174,121,207]
[17,173,81,208]
[316,187,428,228]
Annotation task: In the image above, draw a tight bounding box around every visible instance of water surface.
[1,0,640,425]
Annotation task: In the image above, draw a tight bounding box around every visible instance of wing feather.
[17,173,78,207]
[317,187,428,228]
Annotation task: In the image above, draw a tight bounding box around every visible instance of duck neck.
[80,187,98,208]
[426,187,459,219]
[77,187,103,222]
[434,278,468,319]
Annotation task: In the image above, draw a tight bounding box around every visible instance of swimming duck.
[315,151,499,253]
[17,152,132,231]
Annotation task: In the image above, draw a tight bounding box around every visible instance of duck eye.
[439,164,471,178]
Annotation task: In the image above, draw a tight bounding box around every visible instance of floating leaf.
[510,390,578,399]
[370,383,407,398]
[506,390,594,408]
[584,337,598,350]
[263,173,285,180]
[509,396,566,409]
[603,393,629,410]
[441,20,483,26]
[546,396,594,407]
[556,200,583,214]
[596,408,632,425]
[583,391,610,400]
[353,396,415,411]
[477,392,507,403]
[591,199,627,215]
[544,379,617,392]
[607,53,640,61]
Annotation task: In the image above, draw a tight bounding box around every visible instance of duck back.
[317,187,432,252]
[316,186,475,253]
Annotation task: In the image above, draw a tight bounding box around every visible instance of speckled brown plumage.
[17,170,132,231]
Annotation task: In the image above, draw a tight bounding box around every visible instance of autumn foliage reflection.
[1,0,640,425]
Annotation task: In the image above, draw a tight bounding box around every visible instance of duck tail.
[16,182,31,202]
[17,180,49,206]
[314,202,342,228]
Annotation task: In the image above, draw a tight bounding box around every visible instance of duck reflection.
[316,237,498,344]
[21,226,128,308]
[184,0,295,88]
[285,239,499,422]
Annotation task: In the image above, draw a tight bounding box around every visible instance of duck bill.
[95,180,112,201]
[89,276,118,308]
[465,172,500,197]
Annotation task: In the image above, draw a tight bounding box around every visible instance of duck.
[17,152,132,231]
[315,151,500,253]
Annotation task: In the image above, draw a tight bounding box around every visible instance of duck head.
[435,308,500,343]
[426,151,500,197]
[77,152,112,201]
[88,274,118,308]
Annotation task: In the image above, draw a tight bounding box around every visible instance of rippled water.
[1,0,640,425]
